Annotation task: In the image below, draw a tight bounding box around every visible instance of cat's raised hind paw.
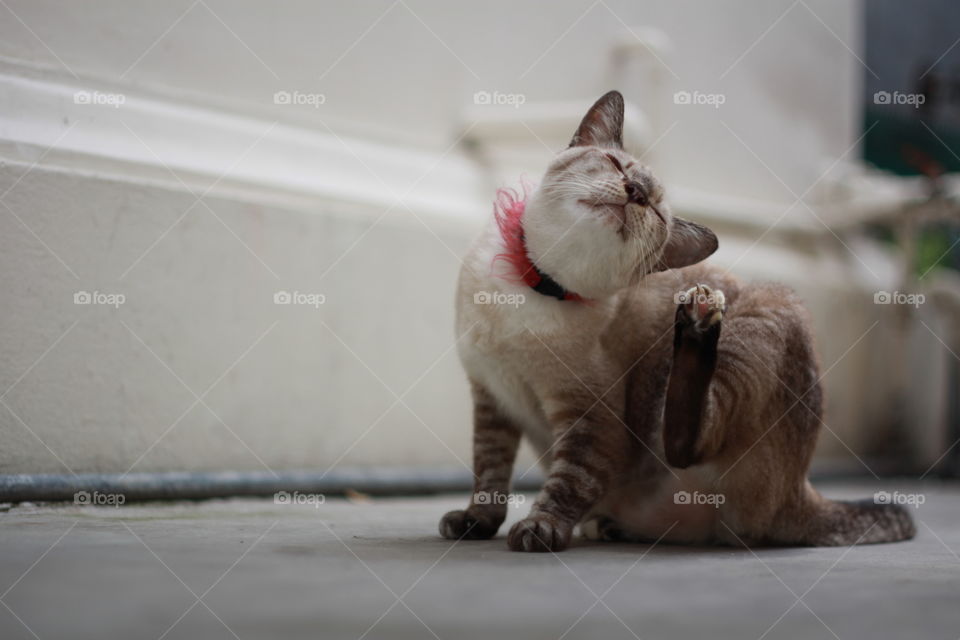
[665,283,725,468]
[676,283,725,333]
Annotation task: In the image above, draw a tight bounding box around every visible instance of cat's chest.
[457,283,617,452]
[459,312,591,451]
[459,332,554,454]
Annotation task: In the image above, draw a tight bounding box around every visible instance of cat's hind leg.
[663,283,725,469]
[761,482,917,546]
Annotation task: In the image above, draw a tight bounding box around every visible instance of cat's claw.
[677,284,725,332]
[507,513,572,552]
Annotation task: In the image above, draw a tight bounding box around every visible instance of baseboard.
[1,464,931,504]
[0,468,546,503]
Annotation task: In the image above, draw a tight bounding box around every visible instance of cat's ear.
[569,90,624,149]
[656,217,718,270]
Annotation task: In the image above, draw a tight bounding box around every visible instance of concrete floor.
[0,480,957,640]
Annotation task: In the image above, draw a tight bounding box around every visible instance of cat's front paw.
[439,508,503,540]
[507,513,572,552]
[676,284,725,333]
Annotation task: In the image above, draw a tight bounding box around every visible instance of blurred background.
[1,0,959,497]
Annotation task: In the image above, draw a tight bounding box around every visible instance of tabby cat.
[439,91,915,551]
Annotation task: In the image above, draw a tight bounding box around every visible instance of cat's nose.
[624,181,647,204]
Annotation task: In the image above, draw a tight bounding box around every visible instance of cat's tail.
[794,486,916,546]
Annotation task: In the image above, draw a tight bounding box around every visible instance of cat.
[439,90,916,551]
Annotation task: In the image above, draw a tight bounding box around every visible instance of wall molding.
[0,56,839,238]
[0,58,488,221]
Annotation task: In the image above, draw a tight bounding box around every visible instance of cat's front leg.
[507,395,628,552]
[664,283,725,468]
[439,381,521,540]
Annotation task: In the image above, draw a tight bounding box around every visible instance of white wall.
[0,0,861,200]
[0,156,481,474]
[4,0,941,476]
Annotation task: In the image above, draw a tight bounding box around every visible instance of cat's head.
[523,91,717,299]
